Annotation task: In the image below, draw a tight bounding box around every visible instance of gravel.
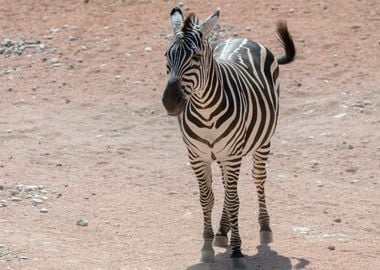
[0,38,45,56]
[77,219,89,226]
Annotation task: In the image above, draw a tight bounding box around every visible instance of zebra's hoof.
[232,257,246,269]
[200,249,215,263]
[260,231,273,244]
[201,241,215,263]
[213,234,228,248]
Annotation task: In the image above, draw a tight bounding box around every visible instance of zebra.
[162,6,296,263]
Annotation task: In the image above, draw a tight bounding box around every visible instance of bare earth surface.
[0,0,379,269]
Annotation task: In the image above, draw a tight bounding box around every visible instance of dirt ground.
[0,0,379,269]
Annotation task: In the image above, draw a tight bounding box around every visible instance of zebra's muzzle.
[162,78,186,116]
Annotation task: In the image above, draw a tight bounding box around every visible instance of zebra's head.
[162,7,220,116]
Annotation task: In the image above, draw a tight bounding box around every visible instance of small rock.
[31,198,44,205]
[245,26,251,31]
[350,180,360,184]
[351,25,361,30]
[24,185,38,192]
[144,47,152,52]
[40,208,48,213]
[0,184,3,191]
[363,100,372,106]
[16,184,24,191]
[50,28,60,34]
[77,219,88,226]
[348,145,354,150]
[11,196,22,202]
[332,113,346,119]
[346,168,357,173]
[289,8,295,13]
[168,191,178,195]
[0,200,7,207]
[328,245,335,250]
[114,75,122,80]
[18,256,29,260]
[316,181,323,187]
[334,218,341,223]
[293,226,311,234]
[50,58,59,64]
[68,35,79,41]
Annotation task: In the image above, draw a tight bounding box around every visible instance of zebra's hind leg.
[213,162,230,248]
[253,144,273,244]
[190,158,215,263]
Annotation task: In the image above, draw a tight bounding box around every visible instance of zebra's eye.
[193,54,202,62]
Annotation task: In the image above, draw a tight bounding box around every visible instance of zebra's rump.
[181,38,280,161]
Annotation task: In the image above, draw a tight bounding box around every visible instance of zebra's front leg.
[213,163,230,248]
[191,159,215,263]
[220,158,244,259]
[253,145,273,243]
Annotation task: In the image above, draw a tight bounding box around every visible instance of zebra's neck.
[188,53,225,121]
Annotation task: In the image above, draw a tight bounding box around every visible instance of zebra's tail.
[275,20,296,65]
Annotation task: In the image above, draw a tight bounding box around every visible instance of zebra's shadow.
[186,244,310,270]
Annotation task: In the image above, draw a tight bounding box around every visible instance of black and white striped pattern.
[162,7,295,262]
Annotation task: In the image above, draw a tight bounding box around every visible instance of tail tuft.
[276,20,296,65]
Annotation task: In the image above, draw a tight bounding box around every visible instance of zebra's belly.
[180,115,278,162]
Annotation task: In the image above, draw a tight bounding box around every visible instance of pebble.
[293,226,311,234]
[0,200,7,207]
[31,198,44,205]
[77,219,89,226]
[0,184,3,191]
[68,35,79,41]
[50,58,59,64]
[192,189,199,195]
[40,208,48,213]
[144,47,152,52]
[16,184,24,191]
[11,196,22,202]
[168,191,178,195]
[289,8,295,13]
[24,185,38,192]
[334,218,342,223]
[348,145,354,150]
[18,256,29,260]
[350,180,360,184]
[332,113,346,119]
[346,168,357,173]
[316,181,323,187]
[328,245,335,250]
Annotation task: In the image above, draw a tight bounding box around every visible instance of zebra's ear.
[170,6,184,34]
[200,8,220,38]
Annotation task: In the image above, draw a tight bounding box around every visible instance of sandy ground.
[0,0,379,269]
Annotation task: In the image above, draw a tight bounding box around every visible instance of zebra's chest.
[179,113,246,161]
